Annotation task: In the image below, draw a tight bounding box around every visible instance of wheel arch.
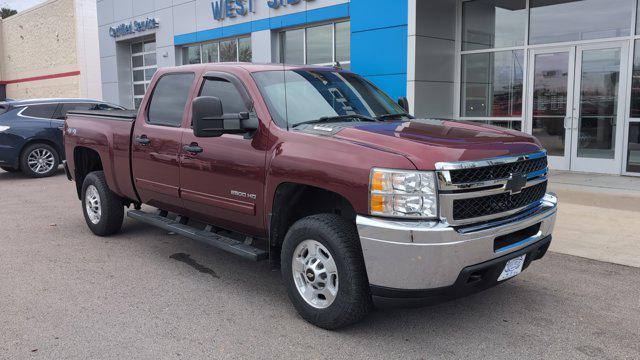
[268,182,358,261]
[72,146,104,199]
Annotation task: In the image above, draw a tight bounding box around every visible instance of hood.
[329,119,542,170]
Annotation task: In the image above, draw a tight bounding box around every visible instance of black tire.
[0,166,19,172]
[81,171,124,236]
[20,143,60,178]
[281,214,373,329]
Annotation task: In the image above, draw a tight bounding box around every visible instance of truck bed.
[64,109,138,202]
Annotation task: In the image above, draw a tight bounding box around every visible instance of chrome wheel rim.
[27,148,55,174]
[85,185,101,224]
[292,239,339,309]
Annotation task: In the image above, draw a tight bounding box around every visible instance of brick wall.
[0,0,80,99]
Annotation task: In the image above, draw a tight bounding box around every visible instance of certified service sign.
[109,18,160,38]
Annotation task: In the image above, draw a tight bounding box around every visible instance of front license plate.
[498,254,526,281]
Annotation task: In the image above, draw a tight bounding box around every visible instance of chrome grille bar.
[436,151,549,226]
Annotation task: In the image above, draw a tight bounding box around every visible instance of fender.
[263,128,416,222]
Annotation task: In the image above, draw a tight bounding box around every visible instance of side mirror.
[397,97,409,113]
[192,96,258,138]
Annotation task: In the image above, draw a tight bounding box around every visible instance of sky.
[1,0,46,12]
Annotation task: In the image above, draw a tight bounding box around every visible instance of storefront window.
[629,42,640,173]
[460,50,524,117]
[577,48,620,160]
[280,29,304,64]
[238,37,252,62]
[628,123,640,172]
[630,40,640,117]
[637,1,640,35]
[220,39,238,62]
[202,43,219,63]
[462,0,526,51]
[280,21,351,67]
[529,0,634,45]
[306,24,333,65]
[182,45,201,64]
[181,36,251,65]
[335,21,350,66]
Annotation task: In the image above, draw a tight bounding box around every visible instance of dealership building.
[96,0,640,176]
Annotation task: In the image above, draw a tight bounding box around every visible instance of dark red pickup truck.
[64,63,557,329]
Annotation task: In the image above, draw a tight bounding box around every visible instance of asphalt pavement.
[1,169,639,359]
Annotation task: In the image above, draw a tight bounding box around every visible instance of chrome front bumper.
[356,193,558,290]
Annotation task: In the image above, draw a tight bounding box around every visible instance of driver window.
[199,78,249,114]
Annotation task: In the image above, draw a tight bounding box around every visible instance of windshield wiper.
[375,112,414,121]
[293,114,379,127]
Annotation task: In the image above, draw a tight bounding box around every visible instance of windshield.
[252,69,405,128]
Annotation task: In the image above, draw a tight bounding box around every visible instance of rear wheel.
[0,166,19,172]
[20,143,59,178]
[81,171,124,236]
[281,214,373,329]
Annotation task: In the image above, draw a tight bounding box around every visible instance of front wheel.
[281,214,373,329]
[81,171,124,236]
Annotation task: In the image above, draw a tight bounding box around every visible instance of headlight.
[369,168,438,219]
[0,126,9,132]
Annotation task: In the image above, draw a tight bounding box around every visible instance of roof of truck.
[171,62,346,73]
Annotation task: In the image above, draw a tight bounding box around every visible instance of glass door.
[527,42,628,173]
[527,47,576,170]
[570,42,628,174]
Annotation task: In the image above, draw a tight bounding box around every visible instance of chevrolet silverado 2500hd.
[64,63,557,329]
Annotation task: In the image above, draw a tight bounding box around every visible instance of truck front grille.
[452,181,547,220]
[449,157,547,184]
[436,151,549,226]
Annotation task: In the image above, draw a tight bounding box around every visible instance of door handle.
[135,135,150,145]
[563,117,572,130]
[183,144,203,154]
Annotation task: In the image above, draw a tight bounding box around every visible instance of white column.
[251,29,274,63]
[75,0,103,99]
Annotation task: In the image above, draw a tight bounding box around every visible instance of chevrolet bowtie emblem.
[504,173,527,195]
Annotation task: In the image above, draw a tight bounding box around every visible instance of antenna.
[283,60,289,131]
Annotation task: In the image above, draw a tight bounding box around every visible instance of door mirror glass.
[192,96,257,137]
[192,96,225,137]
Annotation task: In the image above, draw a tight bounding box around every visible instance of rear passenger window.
[147,73,195,127]
[21,104,58,119]
[200,78,248,114]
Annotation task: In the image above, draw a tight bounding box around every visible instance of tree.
[1,7,17,19]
